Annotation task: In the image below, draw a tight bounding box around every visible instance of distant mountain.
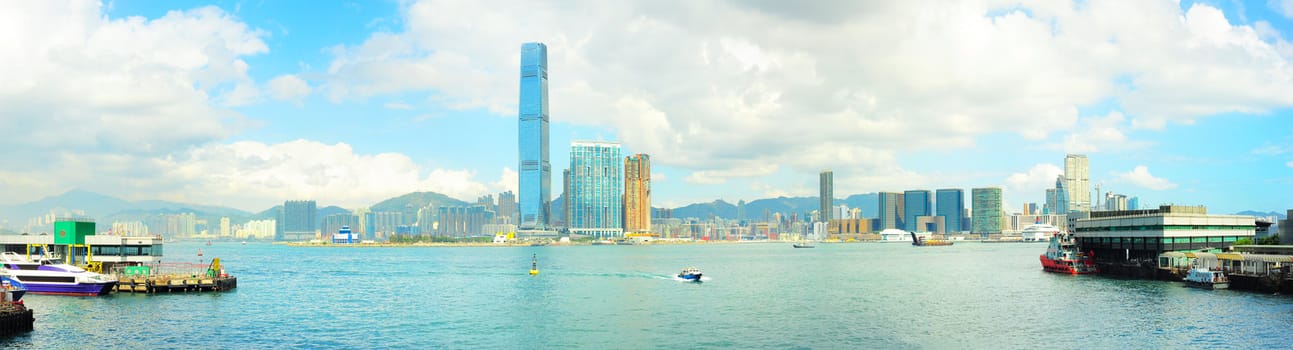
[368,191,470,221]
[0,189,253,233]
[1237,211,1286,220]
[668,193,881,221]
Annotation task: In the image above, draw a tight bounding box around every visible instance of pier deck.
[112,276,237,294]
[0,303,33,336]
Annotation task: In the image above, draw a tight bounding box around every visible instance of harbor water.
[3,241,1291,348]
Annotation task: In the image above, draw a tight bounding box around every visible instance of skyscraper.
[1064,154,1090,213]
[903,190,931,231]
[935,189,964,233]
[819,170,833,223]
[569,141,623,238]
[562,168,571,229]
[624,154,651,233]
[878,192,905,230]
[518,42,551,230]
[496,191,517,224]
[971,187,1002,236]
[1044,175,1069,215]
[279,200,316,241]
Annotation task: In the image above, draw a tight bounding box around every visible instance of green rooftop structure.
[53,218,95,245]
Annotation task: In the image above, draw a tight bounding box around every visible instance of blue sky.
[0,0,1291,215]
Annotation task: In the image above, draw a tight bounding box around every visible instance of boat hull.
[20,281,116,296]
[1040,254,1097,275]
[1185,281,1229,290]
[678,273,702,282]
[792,244,814,248]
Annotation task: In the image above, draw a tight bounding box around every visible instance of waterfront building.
[878,192,905,230]
[1074,205,1255,265]
[1128,197,1139,211]
[829,219,871,234]
[322,213,360,239]
[915,215,945,234]
[569,141,624,238]
[903,190,931,232]
[239,219,276,240]
[935,189,964,233]
[279,200,316,241]
[109,221,149,236]
[417,205,436,235]
[354,207,371,239]
[1044,175,1069,215]
[370,211,403,239]
[436,205,496,238]
[497,191,517,224]
[1064,154,1090,213]
[518,42,552,230]
[833,205,851,221]
[562,169,572,229]
[1022,203,1038,216]
[1281,210,1292,245]
[219,217,230,238]
[1104,193,1129,211]
[971,187,1003,236]
[820,170,833,223]
[624,154,651,233]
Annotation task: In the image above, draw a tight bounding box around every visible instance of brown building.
[623,154,651,233]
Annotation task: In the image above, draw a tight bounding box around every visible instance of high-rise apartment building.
[903,190,931,232]
[562,168,572,228]
[1044,175,1069,215]
[279,200,316,241]
[497,191,517,224]
[219,217,230,237]
[971,187,1003,235]
[624,154,651,233]
[518,42,551,230]
[569,141,623,238]
[1064,154,1090,213]
[819,170,833,223]
[935,189,964,233]
[878,192,905,230]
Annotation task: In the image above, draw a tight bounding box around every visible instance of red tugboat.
[1040,232,1097,274]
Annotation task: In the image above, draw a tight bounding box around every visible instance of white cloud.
[317,0,1293,187]
[1004,163,1064,206]
[1117,166,1178,191]
[1271,0,1293,19]
[159,140,509,210]
[1286,160,1293,168]
[384,102,414,110]
[267,74,311,103]
[0,1,266,156]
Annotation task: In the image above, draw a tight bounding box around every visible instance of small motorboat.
[1184,268,1229,290]
[1,275,27,302]
[677,266,702,282]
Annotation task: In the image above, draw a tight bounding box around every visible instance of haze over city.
[2,0,1291,214]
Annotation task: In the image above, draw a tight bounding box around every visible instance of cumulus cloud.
[1004,163,1064,206]
[267,74,312,103]
[0,1,266,158]
[1287,160,1293,168]
[1117,166,1178,191]
[157,140,511,210]
[317,0,1293,187]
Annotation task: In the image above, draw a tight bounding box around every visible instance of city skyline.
[2,1,1292,215]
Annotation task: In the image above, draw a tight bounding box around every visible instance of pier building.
[1074,205,1255,277]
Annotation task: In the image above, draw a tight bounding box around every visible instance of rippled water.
[2,241,1290,348]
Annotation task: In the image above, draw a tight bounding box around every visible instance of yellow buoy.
[529,254,539,275]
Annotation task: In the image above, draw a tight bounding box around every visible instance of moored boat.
[1,275,26,302]
[678,266,702,282]
[1039,232,1097,275]
[0,252,116,296]
[1184,268,1228,290]
[910,232,953,246]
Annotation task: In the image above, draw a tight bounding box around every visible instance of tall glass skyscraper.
[569,141,623,238]
[518,42,551,230]
[878,192,905,230]
[279,200,316,241]
[1064,154,1089,213]
[1045,175,1069,215]
[935,189,964,233]
[819,170,833,223]
[971,187,1003,236]
[903,190,931,231]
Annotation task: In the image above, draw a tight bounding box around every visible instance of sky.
[0,0,1291,215]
